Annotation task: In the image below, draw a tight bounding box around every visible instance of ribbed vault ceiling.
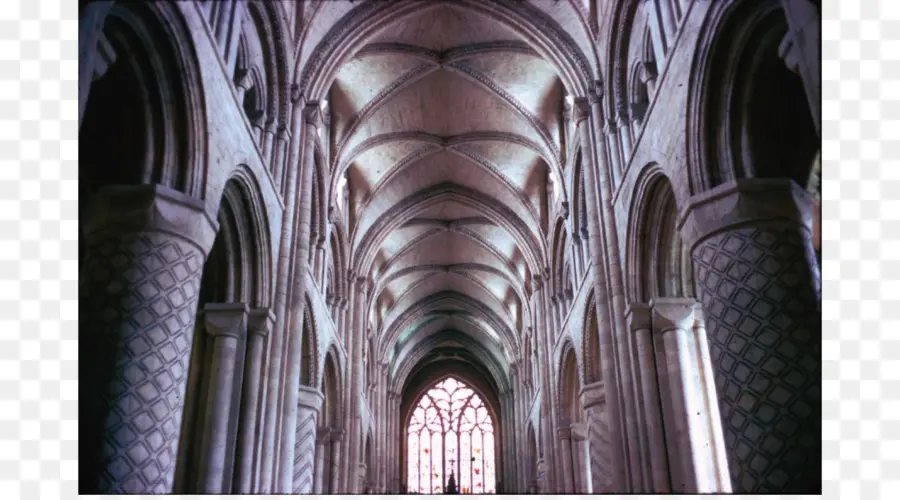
[328,4,567,376]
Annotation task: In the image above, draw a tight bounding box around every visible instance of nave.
[78,0,822,494]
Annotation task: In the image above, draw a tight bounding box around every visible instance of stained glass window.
[406,377,496,494]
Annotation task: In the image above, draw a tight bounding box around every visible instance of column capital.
[203,302,250,340]
[248,307,276,337]
[678,178,814,251]
[649,297,697,333]
[580,381,606,409]
[298,385,325,411]
[84,184,219,257]
[290,83,304,105]
[233,68,251,90]
[625,302,652,332]
[588,82,604,105]
[603,118,618,135]
[304,102,326,127]
[572,97,592,123]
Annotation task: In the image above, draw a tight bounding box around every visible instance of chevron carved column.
[292,386,324,493]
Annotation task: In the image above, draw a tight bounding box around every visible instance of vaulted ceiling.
[326,4,573,376]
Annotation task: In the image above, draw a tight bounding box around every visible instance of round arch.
[686,0,819,196]
[626,165,694,303]
[79,0,207,215]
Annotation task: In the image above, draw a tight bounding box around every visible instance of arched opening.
[404,377,497,494]
[315,351,341,493]
[582,295,602,384]
[580,292,613,493]
[638,174,694,301]
[697,0,820,193]
[175,178,263,494]
[558,346,589,493]
[300,304,316,387]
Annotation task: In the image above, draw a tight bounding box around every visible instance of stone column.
[79,184,217,493]
[378,366,389,492]
[258,87,305,493]
[275,103,323,493]
[233,69,252,108]
[339,277,358,489]
[313,431,327,494]
[656,0,677,44]
[581,381,611,493]
[292,386,324,493]
[617,108,633,162]
[650,298,701,493]
[272,124,290,193]
[621,304,651,493]
[387,391,397,493]
[316,241,329,287]
[236,307,273,494]
[645,0,668,71]
[196,303,249,493]
[557,427,575,493]
[572,97,627,492]
[693,303,732,492]
[346,277,368,493]
[222,0,244,76]
[604,119,624,194]
[213,0,233,48]
[779,0,821,136]
[532,278,556,492]
[262,120,277,168]
[679,179,820,493]
[626,304,670,493]
[330,430,343,493]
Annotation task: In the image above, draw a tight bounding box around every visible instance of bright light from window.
[336,175,348,213]
[406,377,496,494]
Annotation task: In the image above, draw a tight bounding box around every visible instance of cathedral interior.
[78,0,822,494]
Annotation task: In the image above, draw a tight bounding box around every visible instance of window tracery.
[406,377,496,494]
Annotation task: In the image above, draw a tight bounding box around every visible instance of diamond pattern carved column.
[79,184,217,493]
[679,179,821,493]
